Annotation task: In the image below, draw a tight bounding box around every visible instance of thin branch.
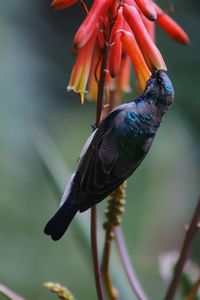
[102,182,127,300]
[114,226,149,300]
[90,19,114,300]
[79,0,89,15]
[184,277,200,300]
[0,283,25,300]
[164,197,200,300]
[101,230,119,300]
[96,29,112,125]
[91,206,105,300]
[71,1,104,298]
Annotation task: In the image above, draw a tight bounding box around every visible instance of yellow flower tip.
[66,85,85,104]
[67,84,72,92]
[79,92,85,104]
[68,32,97,103]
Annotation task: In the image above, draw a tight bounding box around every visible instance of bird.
[44,69,174,240]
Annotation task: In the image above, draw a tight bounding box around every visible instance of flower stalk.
[102,182,126,300]
[0,283,25,300]
[91,14,115,300]
[164,197,200,300]
[184,277,200,300]
[114,227,149,300]
[79,0,89,15]
[96,27,113,125]
[91,206,106,300]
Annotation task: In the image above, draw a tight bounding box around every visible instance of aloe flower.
[108,7,124,78]
[122,3,167,71]
[154,3,190,45]
[116,55,132,94]
[134,0,157,21]
[121,30,151,92]
[51,0,189,103]
[73,0,111,48]
[67,31,97,104]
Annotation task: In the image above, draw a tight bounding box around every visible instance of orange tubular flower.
[67,32,97,104]
[87,46,101,101]
[117,54,132,94]
[51,0,78,10]
[73,0,111,48]
[153,3,190,45]
[141,14,155,41]
[123,4,167,72]
[50,0,190,103]
[108,7,124,78]
[134,0,157,21]
[121,30,151,92]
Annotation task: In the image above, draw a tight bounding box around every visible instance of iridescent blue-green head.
[144,70,175,107]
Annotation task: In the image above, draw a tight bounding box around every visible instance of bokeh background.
[0,0,199,299]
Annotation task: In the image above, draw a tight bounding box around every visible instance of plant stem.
[75,8,103,299]
[79,0,88,15]
[96,27,112,125]
[101,230,119,300]
[90,19,114,300]
[0,283,25,300]
[114,226,149,300]
[164,197,200,300]
[102,182,126,299]
[76,1,105,294]
[91,206,105,300]
[184,277,200,300]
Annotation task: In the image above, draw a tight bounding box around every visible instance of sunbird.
[44,70,174,240]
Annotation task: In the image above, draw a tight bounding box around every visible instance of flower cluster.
[51,0,189,104]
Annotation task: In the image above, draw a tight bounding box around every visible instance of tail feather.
[44,201,79,241]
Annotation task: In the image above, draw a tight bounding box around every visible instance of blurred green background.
[0,0,199,299]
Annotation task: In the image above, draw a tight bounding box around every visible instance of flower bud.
[121,30,151,92]
[73,0,111,48]
[134,0,157,21]
[51,0,78,10]
[154,3,190,45]
[108,8,124,78]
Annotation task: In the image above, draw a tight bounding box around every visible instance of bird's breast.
[119,109,157,139]
[113,106,160,162]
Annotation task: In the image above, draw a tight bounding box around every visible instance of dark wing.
[79,125,118,188]
[74,107,138,210]
[73,109,126,207]
[73,102,155,210]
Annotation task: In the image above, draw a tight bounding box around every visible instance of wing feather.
[75,103,153,209]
